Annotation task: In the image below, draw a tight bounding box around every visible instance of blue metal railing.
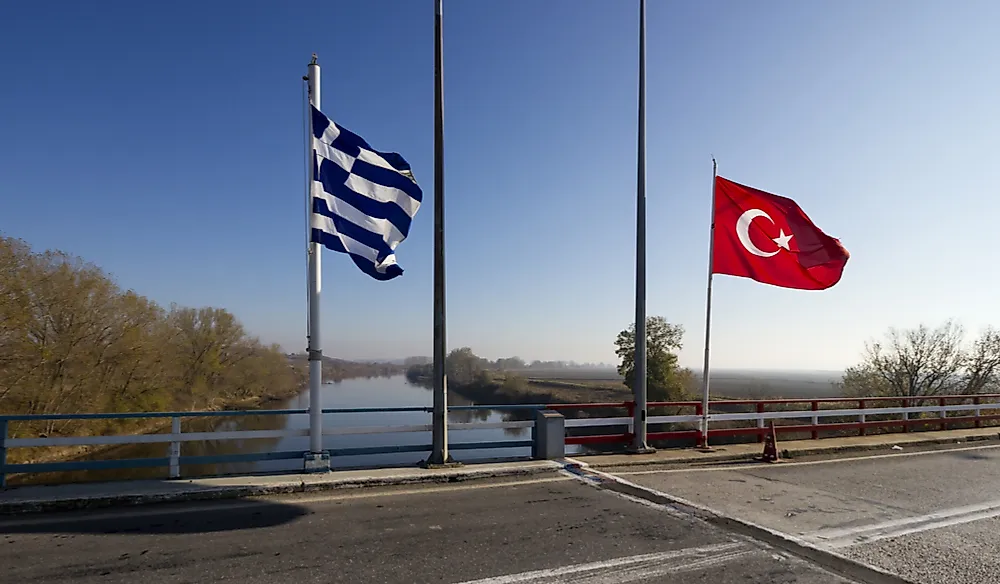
[0,404,544,422]
[0,405,547,488]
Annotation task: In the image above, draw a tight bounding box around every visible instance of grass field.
[517,368,843,401]
[523,378,630,403]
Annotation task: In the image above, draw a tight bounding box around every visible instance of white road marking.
[557,467,693,520]
[452,542,750,584]
[802,498,1000,548]
[611,442,1000,475]
[0,476,572,528]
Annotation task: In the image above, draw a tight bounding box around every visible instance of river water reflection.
[24,375,568,485]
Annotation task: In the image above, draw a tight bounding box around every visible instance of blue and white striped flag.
[310,105,422,280]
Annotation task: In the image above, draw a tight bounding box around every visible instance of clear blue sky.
[3,1,999,371]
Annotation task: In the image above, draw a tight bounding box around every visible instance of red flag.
[712,176,849,290]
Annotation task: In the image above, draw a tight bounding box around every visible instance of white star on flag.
[772,229,793,250]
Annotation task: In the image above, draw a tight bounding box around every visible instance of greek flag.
[310,105,422,280]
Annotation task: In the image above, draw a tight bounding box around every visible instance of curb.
[566,461,917,584]
[583,432,1000,470]
[0,462,562,516]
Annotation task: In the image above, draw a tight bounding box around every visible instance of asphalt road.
[609,442,1000,584]
[0,475,857,584]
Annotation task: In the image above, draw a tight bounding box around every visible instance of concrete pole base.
[533,410,566,460]
[303,451,330,473]
[419,458,461,470]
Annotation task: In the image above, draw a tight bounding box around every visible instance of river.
[21,375,568,485]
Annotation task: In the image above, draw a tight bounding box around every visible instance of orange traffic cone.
[759,421,781,463]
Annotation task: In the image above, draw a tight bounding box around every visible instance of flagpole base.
[419,458,461,470]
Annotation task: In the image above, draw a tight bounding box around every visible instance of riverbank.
[425,374,703,408]
[403,371,632,407]
[441,374,844,406]
[455,376,632,406]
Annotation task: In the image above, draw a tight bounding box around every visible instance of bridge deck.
[614,441,1000,584]
[0,475,856,584]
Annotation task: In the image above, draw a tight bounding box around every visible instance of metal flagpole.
[426,0,452,466]
[631,0,652,453]
[699,159,718,450]
[304,54,329,471]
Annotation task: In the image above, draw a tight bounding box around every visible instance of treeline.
[402,354,611,372]
[406,316,694,404]
[0,236,302,436]
[405,347,528,386]
[841,321,1000,397]
[286,354,404,381]
[521,360,611,370]
[403,347,646,415]
[405,348,547,405]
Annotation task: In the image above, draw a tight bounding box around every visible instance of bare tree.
[962,328,1000,394]
[0,236,302,440]
[842,321,967,397]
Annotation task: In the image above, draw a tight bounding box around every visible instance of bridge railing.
[5,394,1000,487]
[0,405,546,488]
[545,393,1000,447]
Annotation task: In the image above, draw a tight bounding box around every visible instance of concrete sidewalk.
[580,427,1000,469]
[0,460,562,515]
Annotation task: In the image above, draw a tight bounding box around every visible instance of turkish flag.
[712,176,849,290]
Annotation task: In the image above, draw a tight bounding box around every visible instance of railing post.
[0,418,7,489]
[756,403,765,443]
[626,401,636,443]
[939,397,947,431]
[811,401,819,440]
[169,416,181,479]
[858,400,866,436]
[902,398,910,432]
[974,396,982,428]
[692,402,701,447]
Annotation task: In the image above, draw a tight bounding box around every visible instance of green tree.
[405,348,493,387]
[615,316,693,401]
[446,347,487,384]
